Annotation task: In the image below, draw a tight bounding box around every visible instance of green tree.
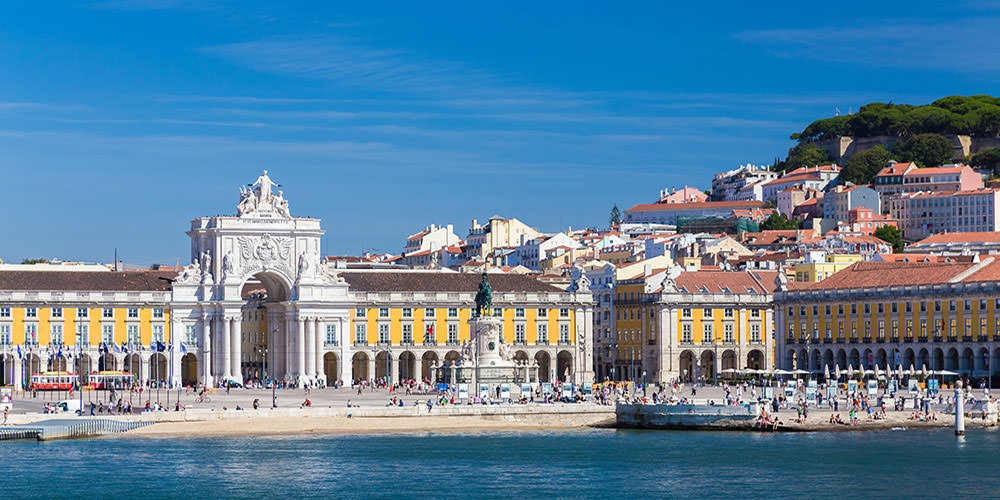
[20,258,46,264]
[892,133,954,167]
[609,204,622,228]
[874,225,903,253]
[841,145,892,185]
[760,212,801,231]
[780,142,832,172]
[970,148,1000,172]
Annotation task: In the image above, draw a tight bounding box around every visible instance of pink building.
[873,162,983,211]
[847,207,897,235]
[657,185,708,204]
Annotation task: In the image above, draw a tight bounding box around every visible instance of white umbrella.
[939,370,959,376]
[721,368,737,374]
[909,363,916,377]
[835,363,841,380]
[773,369,794,375]
[847,365,855,378]
[921,364,928,378]
[792,369,810,375]
[897,364,904,380]
[824,364,831,380]
[875,364,882,380]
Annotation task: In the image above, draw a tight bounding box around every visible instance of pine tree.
[609,204,622,228]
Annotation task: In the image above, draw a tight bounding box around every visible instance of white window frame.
[537,323,548,344]
[355,324,367,345]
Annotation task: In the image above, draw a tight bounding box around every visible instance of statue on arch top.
[251,170,280,203]
[238,170,291,218]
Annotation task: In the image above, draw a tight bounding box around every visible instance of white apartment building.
[403,224,460,255]
[711,164,779,201]
[888,189,1000,241]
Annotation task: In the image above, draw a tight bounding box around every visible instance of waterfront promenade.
[1,382,991,435]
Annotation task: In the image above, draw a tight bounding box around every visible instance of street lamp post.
[642,370,647,397]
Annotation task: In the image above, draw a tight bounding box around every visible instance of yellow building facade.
[610,269,777,383]
[775,258,1000,378]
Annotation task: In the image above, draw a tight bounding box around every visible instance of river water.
[2,428,998,499]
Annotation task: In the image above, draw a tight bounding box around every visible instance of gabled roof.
[875,162,915,177]
[797,259,1000,290]
[0,271,175,291]
[672,270,778,294]
[913,232,1000,245]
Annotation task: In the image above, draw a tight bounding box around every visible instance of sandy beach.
[121,414,605,438]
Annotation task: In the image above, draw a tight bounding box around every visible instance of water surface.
[2,428,997,499]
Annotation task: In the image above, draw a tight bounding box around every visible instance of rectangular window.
[378,324,390,343]
[355,324,368,345]
[920,302,926,313]
[402,308,412,318]
[448,324,459,344]
[51,307,62,318]
[402,324,413,343]
[379,308,389,318]
[851,304,857,314]
[103,308,114,319]
[153,308,164,318]
[750,323,761,343]
[102,324,114,345]
[515,308,525,318]
[25,324,38,344]
[980,318,988,338]
[51,324,64,345]
[515,324,526,343]
[0,324,10,345]
[76,307,88,318]
[185,325,198,346]
[682,308,692,318]
[26,307,37,318]
[682,324,692,343]
[724,308,734,318]
[152,325,164,344]
[949,319,956,337]
[493,307,502,317]
[424,308,435,318]
[448,308,458,318]
[76,323,89,344]
[0,307,9,318]
[127,324,139,345]
[920,320,927,339]
[537,308,547,318]
[905,302,912,313]
[703,321,713,342]
[724,324,734,343]
[127,308,139,319]
[751,309,760,318]
[560,308,570,318]
[356,308,367,318]
[704,308,713,317]
[325,324,338,345]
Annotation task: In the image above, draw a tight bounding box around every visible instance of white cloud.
[734,18,1000,72]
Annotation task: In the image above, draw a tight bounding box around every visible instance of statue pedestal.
[464,316,517,386]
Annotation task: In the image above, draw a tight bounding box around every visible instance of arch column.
[221,317,233,380]
[305,317,316,380]
[201,316,213,387]
[315,319,325,380]
[231,317,242,382]
[285,316,295,379]
[297,316,306,381]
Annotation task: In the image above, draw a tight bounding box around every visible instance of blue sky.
[2,1,999,265]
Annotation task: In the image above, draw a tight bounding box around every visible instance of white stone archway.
[169,171,350,387]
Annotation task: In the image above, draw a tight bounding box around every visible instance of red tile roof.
[762,173,821,187]
[673,270,778,294]
[913,232,1000,245]
[625,200,764,212]
[0,271,175,291]
[799,261,972,290]
[875,162,915,177]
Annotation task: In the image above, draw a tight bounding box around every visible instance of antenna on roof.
[114,248,118,271]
